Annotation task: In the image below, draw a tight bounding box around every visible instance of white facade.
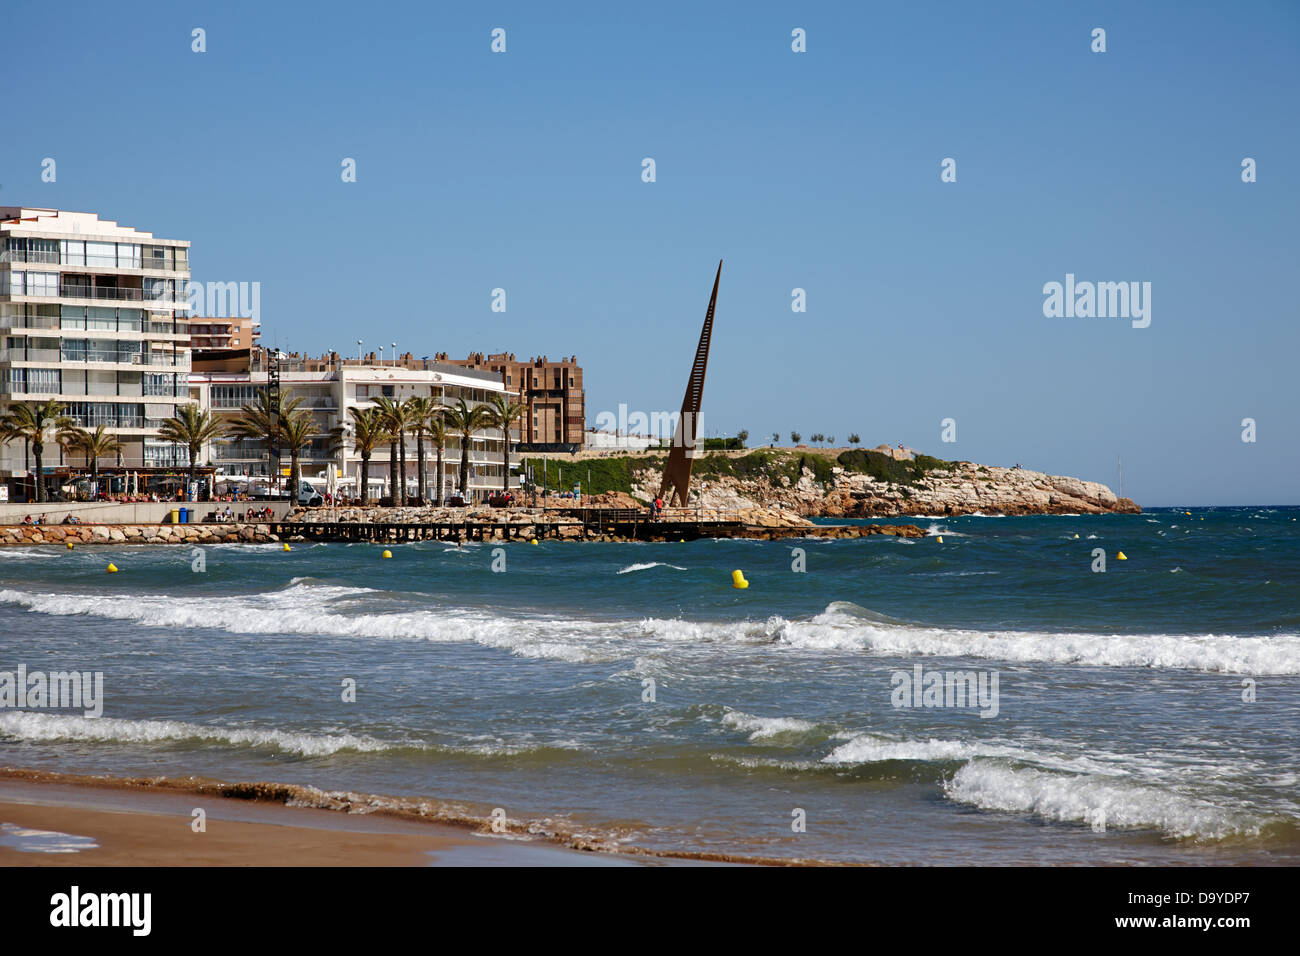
[0,208,193,477]
[586,428,659,451]
[191,360,514,501]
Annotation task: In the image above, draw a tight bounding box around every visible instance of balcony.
[0,250,187,272]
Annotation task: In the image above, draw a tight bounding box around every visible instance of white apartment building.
[190,356,516,501]
[0,208,193,481]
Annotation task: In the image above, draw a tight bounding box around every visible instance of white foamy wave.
[617,562,686,574]
[0,548,58,560]
[0,584,622,664]
[0,823,98,854]
[944,761,1262,840]
[720,709,817,740]
[774,605,1300,675]
[0,711,401,756]
[823,734,1022,765]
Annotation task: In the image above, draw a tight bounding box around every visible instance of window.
[86,243,116,267]
[87,307,116,331]
[61,306,87,330]
[144,373,176,396]
[118,244,142,269]
[0,272,22,295]
[61,240,85,266]
[27,273,58,296]
[118,309,142,332]
[26,368,61,394]
[61,339,89,362]
[211,385,259,408]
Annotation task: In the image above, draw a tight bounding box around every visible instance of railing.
[0,250,60,265]
[0,250,186,271]
[58,285,143,301]
[0,348,60,363]
[57,285,187,304]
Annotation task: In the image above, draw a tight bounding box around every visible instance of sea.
[1,506,1297,864]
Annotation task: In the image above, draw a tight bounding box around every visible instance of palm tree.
[0,400,73,502]
[227,390,305,492]
[372,395,416,506]
[330,406,390,506]
[737,429,749,448]
[59,424,123,485]
[444,398,492,499]
[428,411,449,504]
[157,405,226,491]
[404,395,439,504]
[279,408,316,501]
[484,395,525,494]
[849,433,861,446]
[790,431,801,445]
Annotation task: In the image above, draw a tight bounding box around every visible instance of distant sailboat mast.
[1117,455,1126,499]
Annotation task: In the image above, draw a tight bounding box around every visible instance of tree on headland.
[827,435,835,446]
[791,431,801,444]
[330,406,390,506]
[59,423,123,485]
[849,434,861,446]
[737,429,749,448]
[157,405,225,492]
[771,432,779,446]
[0,400,73,502]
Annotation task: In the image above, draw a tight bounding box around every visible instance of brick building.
[434,352,584,450]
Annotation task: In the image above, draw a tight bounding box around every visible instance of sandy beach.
[0,775,654,867]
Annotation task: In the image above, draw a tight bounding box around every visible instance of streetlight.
[357,340,362,362]
[391,342,396,367]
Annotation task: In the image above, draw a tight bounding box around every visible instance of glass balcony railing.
[0,250,187,271]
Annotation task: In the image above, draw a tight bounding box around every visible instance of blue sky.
[6,0,1298,505]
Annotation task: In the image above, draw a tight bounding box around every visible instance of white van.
[298,480,323,506]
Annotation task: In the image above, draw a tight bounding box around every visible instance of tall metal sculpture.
[659,260,721,507]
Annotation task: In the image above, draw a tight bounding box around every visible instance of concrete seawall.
[0,500,295,526]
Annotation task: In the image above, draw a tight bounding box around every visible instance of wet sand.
[0,778,653,866]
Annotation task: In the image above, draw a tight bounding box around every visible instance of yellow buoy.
[731,569,749,589]
[106,563,118,573]
[936,536,944,543]
[530,538,538,545]
[283,542,291,552]
[1073,534,1079,539]
[1116,551,1128,560]
[66,541,74,550]
[1185,511,1191,515]
[381,549,392,559]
